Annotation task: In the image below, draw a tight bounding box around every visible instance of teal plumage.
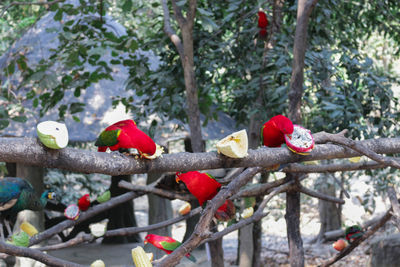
[0,177,53,220]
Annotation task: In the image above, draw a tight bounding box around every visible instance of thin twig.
[118,180,195,201]
[0,241,84,267]
[298,185,345,204]
[161,0,184,57]
[40,207,202,251]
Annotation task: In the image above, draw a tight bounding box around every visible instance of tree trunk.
[145,172,173,259]
[209,221,224,267]
[285,184,304,267]
[102,174,141,244]
[315,174,341,243]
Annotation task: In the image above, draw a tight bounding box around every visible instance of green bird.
[345,225,364,243]
[0,177,55,237]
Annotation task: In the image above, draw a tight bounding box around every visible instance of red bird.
[262,115,294,147]
[95,119,156,157]
[176,171,235,221]
[257,11,269,38]
[144,234,196,262]
[78,194,90,211]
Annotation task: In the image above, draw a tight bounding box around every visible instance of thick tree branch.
[161,0,184,57]
[0,241,84,267]
[1,137,400,176]
[118,180,195,201]
[320,208,393,267]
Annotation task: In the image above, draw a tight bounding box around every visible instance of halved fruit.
[37,121,69,149]
[178,202,191,215]
[216,129,248,158]
[96,190,111,203]
[64,204,80,220]
[284,125,314,155]
[7,231,30,247]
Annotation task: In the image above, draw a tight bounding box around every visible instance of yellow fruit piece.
[178,202,191,215]
[142,144,164,159]
[90,259,105,267]
[348,156,361,163]
[20,222,38,237]
[89,222,107,237]
[216,129,248,158]
[146,253,153,262]
[131,246,152,267]
[241,207,254,219]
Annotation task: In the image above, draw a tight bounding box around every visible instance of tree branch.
[1,137,400,176]
[298,185,345,204]
[161,0,184,57]
[0,241,84,267]
[315,132,400,169]
[40,207,202,251]
[118,180,195,201]
[29,191,144,246]
[282,161,385,173]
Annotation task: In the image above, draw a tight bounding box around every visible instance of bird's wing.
[159,240,181,251]
[0,179,22,209]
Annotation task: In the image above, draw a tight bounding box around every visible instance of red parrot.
[144,234,196,262]
[257,11,269,38]
[78,194,90,211]
[262,115,294,147]
[176,171,236,221]
[95,119,156,157]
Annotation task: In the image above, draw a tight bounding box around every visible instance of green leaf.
[54,10,63,21]
[6,61,15,76]
[0,120,9,130]
[122,0,132,12]
[72,116,80,122]
[12,116,27,123]
[69,102,85,114]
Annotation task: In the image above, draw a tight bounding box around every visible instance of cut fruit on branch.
[216,129,248,158]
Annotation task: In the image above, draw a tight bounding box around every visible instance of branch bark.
[0,241,84,267]
[387,186,400,231]
[1,137,400,176]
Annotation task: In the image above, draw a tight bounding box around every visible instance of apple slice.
[37,121,69,149]
[216,129,248,158]
[178,202,191,215]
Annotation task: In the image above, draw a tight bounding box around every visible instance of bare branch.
[118,180,195,201]
[0,241,84,267]
[2,137,400,176]
[30,191,144,246]
[161,0,184,57]
[171,0,186,26]
[298,185,345,204]
[387,186,400,231]
[40,207,202,251]
[321,208,393,267]
[315,132,400,169]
